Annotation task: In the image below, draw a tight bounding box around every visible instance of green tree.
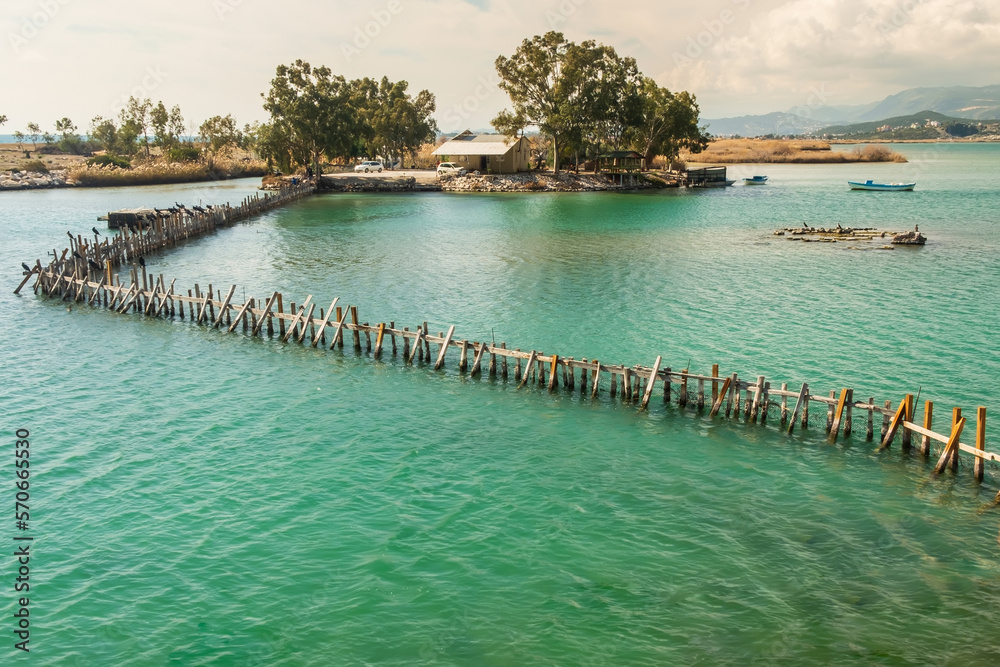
[199,114,243,157]
[630,80,708,167]
[151,102,186,150]
[354,77,437,168]
[493,32,635,173]
[0,115,7,127]
[26,122,41,150]
[123,97,153,157]
[262,60,356,176]
[13,130,25,152]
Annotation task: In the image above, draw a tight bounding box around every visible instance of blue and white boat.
[743,175,768,185]
[848,179,916,191]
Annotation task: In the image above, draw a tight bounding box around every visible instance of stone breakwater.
[440,172,676,193]
[1,169,74,190]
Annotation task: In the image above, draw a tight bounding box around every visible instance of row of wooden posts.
[22,261,999,494]
[13,181,313,299]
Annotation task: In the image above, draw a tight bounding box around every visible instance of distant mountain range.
[704,84,1000,137]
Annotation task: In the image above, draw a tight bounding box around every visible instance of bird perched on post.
[21,262,32,273]
[67,231,74,240]
[92,227,101,236]
[138,257,146,268]
[72,251,83,259]
[88,259,101,270]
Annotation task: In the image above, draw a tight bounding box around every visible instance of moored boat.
[743,175,768,185]
[848,179,916,191]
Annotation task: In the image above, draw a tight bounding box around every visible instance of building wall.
[441,137,532,174]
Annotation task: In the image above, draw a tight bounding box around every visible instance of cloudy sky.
[3,0,999,133]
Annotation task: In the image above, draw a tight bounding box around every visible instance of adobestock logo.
[7,0,73,54]
[340,1,404,62]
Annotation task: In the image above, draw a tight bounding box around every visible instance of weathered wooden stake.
[787,383,808,434]
[974,407,986,482]
[920,400,933,456]
[639,356,661,410]
[933,415,966,475]
[434,325,456,370]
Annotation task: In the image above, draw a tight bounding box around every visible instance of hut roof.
[433,131,522,156]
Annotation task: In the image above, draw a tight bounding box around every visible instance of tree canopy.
[493,31,707,172]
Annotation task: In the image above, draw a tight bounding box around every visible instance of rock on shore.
[440,171,675,192]
[0,169,74,190]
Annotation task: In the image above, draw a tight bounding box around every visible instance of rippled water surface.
[4,145,1000,665]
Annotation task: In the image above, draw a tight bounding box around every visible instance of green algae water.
[4,144,1000,664]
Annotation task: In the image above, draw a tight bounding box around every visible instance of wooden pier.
[17,253,999,496]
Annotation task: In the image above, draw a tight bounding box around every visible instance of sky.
[2,0,999,134]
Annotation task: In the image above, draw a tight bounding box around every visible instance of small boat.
[848,179,916,191]
[743,175,768,185]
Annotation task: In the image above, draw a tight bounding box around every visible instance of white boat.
[848,180,916,191]
[743,175,768,185]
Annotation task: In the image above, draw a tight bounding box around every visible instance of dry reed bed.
[684,140,907,164]
[68,158,268,187]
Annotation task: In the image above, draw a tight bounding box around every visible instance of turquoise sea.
[4,144,1000,665]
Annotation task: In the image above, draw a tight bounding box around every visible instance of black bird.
[92,226,101,236]
[138,257,146,268]
[88,259,101,270]
[175,202,186,209]
[21,262,31,272]
[193,205,205,213]
[67,231,74,240]
[72,251,83,260]
[168,207,179,215]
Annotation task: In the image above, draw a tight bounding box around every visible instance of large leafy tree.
[151,102,186,150]
[630,79,709,167]
[493,32,646,173]
[55,117,84,154]
[123,97,153,157]
[354,76,437,168]
[199,114,243,157]
[26,122,41,150]
[262,60,355,176]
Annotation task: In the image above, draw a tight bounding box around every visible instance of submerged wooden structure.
[13,184,999,500]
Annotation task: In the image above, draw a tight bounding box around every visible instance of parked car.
[355,161,384,173]
[437,162,467,176]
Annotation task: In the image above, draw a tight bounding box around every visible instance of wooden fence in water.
[13,181,312,299]
[17,257,999,495]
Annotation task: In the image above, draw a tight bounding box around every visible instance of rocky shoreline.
[0,169,75,190]
[440,171,677,192]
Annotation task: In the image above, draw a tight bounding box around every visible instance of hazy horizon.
[3,0,999,133]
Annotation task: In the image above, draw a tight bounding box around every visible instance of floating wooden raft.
[22,264,999,496]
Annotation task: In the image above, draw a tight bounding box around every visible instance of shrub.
[87,154,131,169]
[166,145,201,162]
[20,159,48,173]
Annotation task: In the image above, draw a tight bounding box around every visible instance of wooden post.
[949,407,962,472]
[787,383,808,434]
[750,376,766,423]
[515,350,523,382]
[311,298,339,347]
[277,293,285,337]
[760,383,771,424]
[878,397,910,451]
[709,376,733,418]
[663,367,671,403]
[843,389,854,437]
[280,296,313,343]
[547,355,559,392]
[780,383,789,424]
[226,297,255,334]
[488,345,497,378]
[407,325,424,363]
[402,328,410,359]
[252,292,279,337]
[390,322,397,356]
[471,342,488,377]
[726,374,737,418]
[609,369,617,398]
[590,361,600,399]
[434,325,456,370]
[423,322,430,359]
[826,390,836,433]
[933,416,966,475]
[711,364,719,404]
[459,340,469,371]
[901,393,914,451]
[640,356,661,410]
[697,378,705,411]
[374,323,387,358]
[880,400,892,442]
[518,351,537,389]
[974,407,986,482]
[920,401,934,456]
[679,370,689,407]
[350,306,361,350]
[830,388,849,440]
[500,343,508,380]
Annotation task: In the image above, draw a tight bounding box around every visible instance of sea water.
[3,145,1000,664]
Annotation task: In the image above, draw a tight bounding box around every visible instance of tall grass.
[683,139,907,164]
[68,157,268,187]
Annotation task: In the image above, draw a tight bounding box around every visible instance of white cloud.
[1,0,998,131]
